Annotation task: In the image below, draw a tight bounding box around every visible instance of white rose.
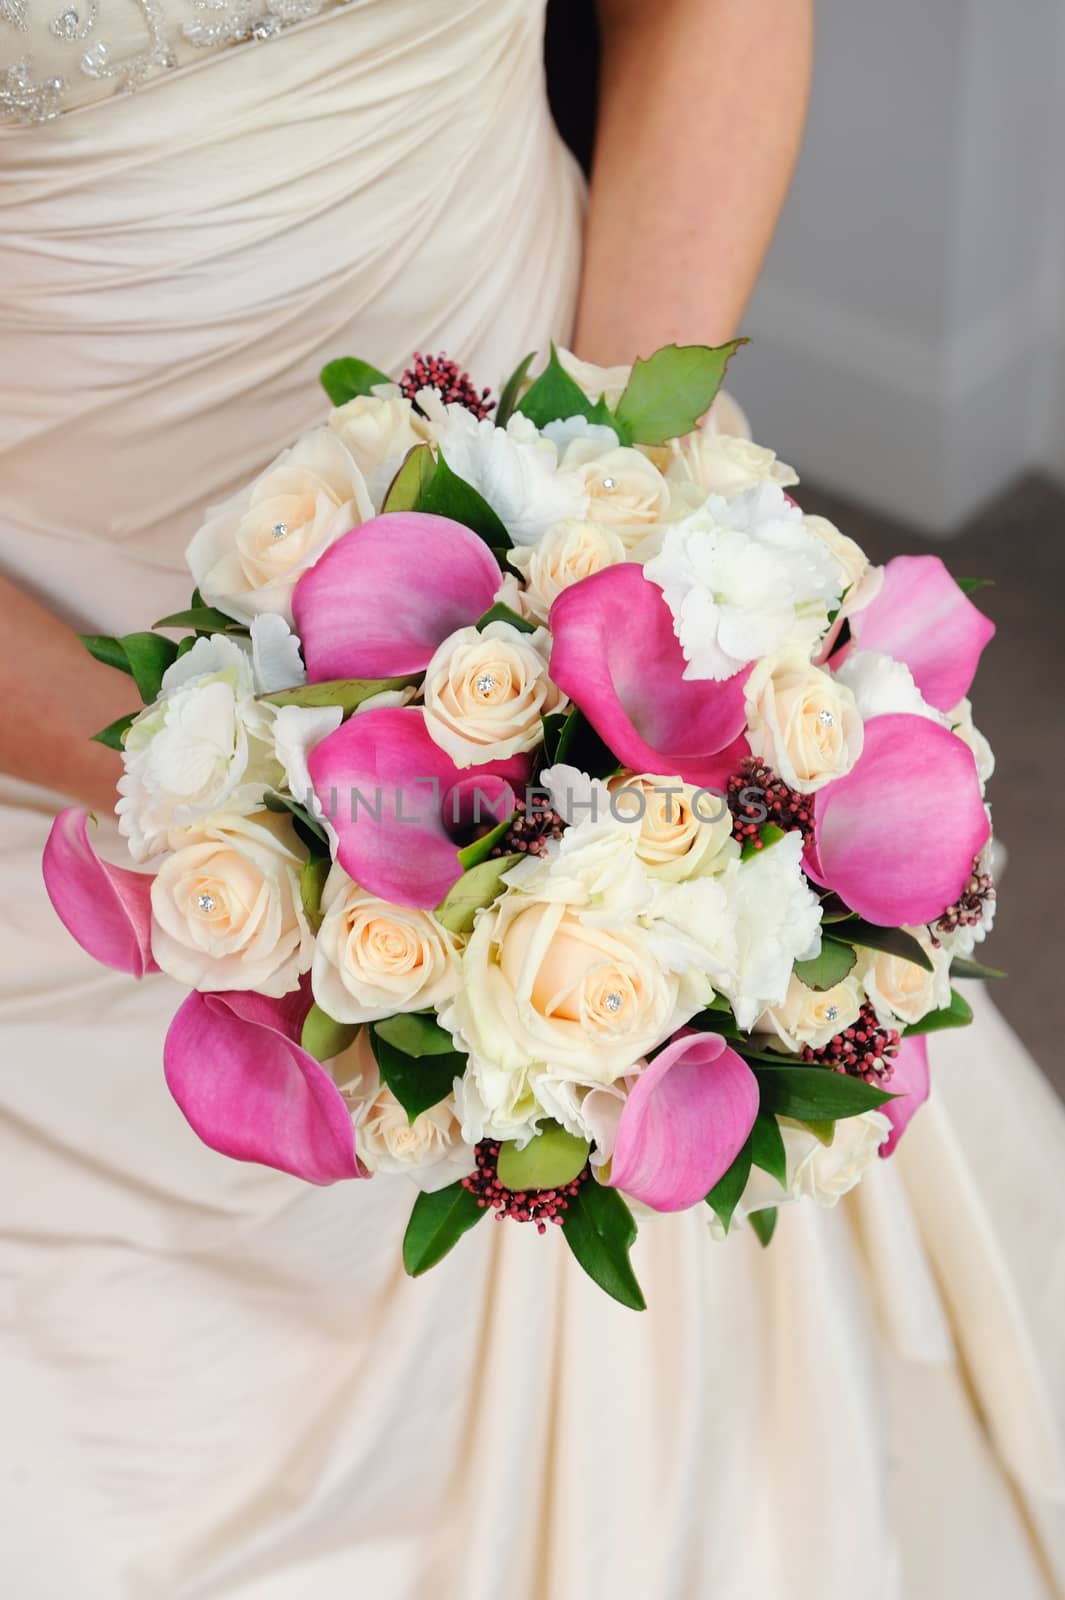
[717,832,824,1029]
[803,515,883,621]
[509,519,626,622]
[312,866,462,1025]
[560,437,675,551]
[605,771,737,882]
[186,428,374,625]
[422,621,567,768]
[330,1030,474,1192]
[668,432,798,498]
[442,890,684,1144]
[744,647,864,794]
[643,484,845,680]
[150,811,312,996]
[708,1111,891,1238]
[116,634,281,862]
[753,971,864,1052]
[328,393,432,506]
[948,697,995,787]
[858,929,952,1027]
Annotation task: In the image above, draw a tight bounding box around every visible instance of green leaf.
[497,1122,591,1190]
[956,576,994,596]
[749,1207,778,1248]
[796,1119,836,1146]
[369,1026,465,1122]
[844,920,934,972]
[300,1003,359,1063]
[300,856,330,931]
[382,443,437,512]
[755,1066,894,1121]
[90,711,137,750]
[740,822,789,862]
[418,453,509,548]
[495,350,536,428]
[402,1181,485,1277]
[552,706,621,781]
[474,600,537,635]
[540,711,569,765]
[320,356,393,406]
[433,853,520,935]
[793,937,857,991]
[456,812,515,871]
[950,954,1007,981]
[517,343,605,430]
[79,633,134,676]
[750,1113,788,1187]
[152,605,247,634]
[261,790,330,848]
[561,1181,646,1310]
[613,339,748,445]
[904,988,974,1035]
[119,632,180,704]
[373,1012,456,1058]
[260,676,415,713]
[705,1137,753,1233]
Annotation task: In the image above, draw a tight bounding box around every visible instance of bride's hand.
[0,575,133,812]
[574,0,813,361]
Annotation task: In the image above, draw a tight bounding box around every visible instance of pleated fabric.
[1,5,1063,1595]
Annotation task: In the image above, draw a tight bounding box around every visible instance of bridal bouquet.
[44,341,999,1308]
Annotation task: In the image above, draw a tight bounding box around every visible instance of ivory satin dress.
[1,4,1064,1596]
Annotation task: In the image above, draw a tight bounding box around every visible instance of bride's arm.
[573,0,813,359]
[0,576,132,810]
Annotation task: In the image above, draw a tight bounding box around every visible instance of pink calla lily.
[308,706,529,908]
[293,511,503,681]
[42,807,158,977]
[549,565,750,788]
[880,1034,930,1157]
[163,984,364,1185]
[848,555,995,711]
[808,714,990,926]
[607,1031,759,1212]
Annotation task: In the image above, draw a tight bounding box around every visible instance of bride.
[2,2,1063,1595]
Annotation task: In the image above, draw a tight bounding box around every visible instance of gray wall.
[729,0,1065,532]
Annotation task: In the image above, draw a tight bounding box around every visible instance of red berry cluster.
[936,858,995,937]
[461,1140,589,1234]
[398,351,495,419]
[800,1003,900,1084]
[490,799,568,859]
[726,755,814,847]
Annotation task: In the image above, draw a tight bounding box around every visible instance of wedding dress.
[1,3,1064,1596]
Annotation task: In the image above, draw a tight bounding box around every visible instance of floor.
[798,474,1065,1100]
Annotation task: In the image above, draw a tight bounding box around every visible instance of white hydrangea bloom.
[643,483,845,680]
[716,831,824,1029]
[419,392,588,546]
[833,649,941,725]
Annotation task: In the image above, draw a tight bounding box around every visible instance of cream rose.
[560,438,675,550]
[858,930,951,1027]
[708,1111,891,1238]
[186,427,374,625]
[668,432,798,498]
[509,519,626,623]
[605,771,736,882]
[150,811,312,996]
[116,634,282,862]
[422,621,567,768]
[556,349,632,408]
[948,697,995,788]
[744,647,864,794]
[330,1030,474,1191]
[312,867,462,1025]
[328,393,433,507]
[442,890,683,1144]
[753,971,864,1052]
[804,515,883,622]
